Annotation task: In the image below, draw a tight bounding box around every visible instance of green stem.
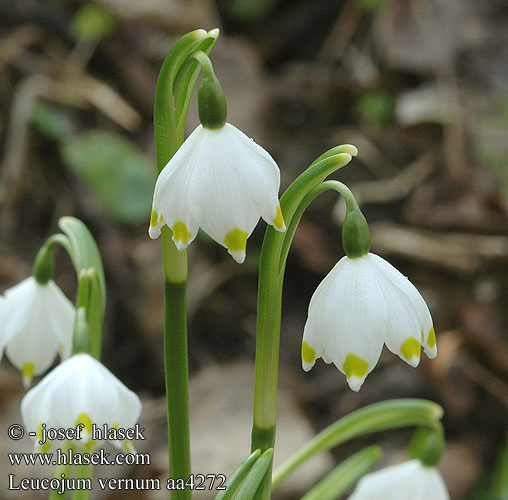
[49,443,74,499]
[157,72,192,500]
[250,148,357,500]
[70,464,93,500]
[163,228,191,500]
[279,180,358,274]
[192,51,214,77]
[153,28,218,500]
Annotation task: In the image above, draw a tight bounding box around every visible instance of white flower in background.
[0,277,75,387]
[149,123,286,263]
[21,353,142,452]
[302,253,436,391]
[348,459,450,500]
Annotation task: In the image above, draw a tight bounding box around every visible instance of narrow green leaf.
[61,130,155,223]
[300,446,382,500]
[232,449,273,500]
[214,449,261,500]
[273,399,443,487]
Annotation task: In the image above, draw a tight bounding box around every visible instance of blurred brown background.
[1,0,508,498]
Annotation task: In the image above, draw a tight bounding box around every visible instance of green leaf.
[61,130,155,223]
[72,3,117,41]
[300,446,382,500]
[272,399,443,487]
[232,449,273,500]
[214,450,261,500]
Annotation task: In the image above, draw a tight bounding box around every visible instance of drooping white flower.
[348,459,450,500]
[21,353,142,452]
[149,123,286,263]
[302,253,436,391]
[0,277,75,387]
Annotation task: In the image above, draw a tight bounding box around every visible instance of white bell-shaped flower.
[21,353,142,452]
[149,123,286,263]
[0,276,75,387]
[302,253,436,391]
[348,459,450,500]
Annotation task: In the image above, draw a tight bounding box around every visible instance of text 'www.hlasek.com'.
[6,423,227,495]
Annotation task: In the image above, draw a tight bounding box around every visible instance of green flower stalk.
[250,147,358,499]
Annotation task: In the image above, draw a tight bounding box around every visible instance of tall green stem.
[70,464,94,500]
[154,28,218,500]
[49,443,74,499]
[157,103,191,500]
[250,147,357,500]
[162,229,191,499]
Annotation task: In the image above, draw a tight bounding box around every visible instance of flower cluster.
[302,253,436,391]
[0,277,75,387]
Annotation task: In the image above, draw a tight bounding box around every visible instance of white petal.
[149,125,204,242]
[190,124,282,250]
[349,460,450,500]
[365,259,422,367]
[43,280,75,359]
[368,253,436,359]
[156,166,199,250]
[56,356,119,429]
[303,256,386,391]
[0,295,15,355]
[21,354,142,448]
[2,278,75,381]
[21,361,66,438]
[219,124,283,232]
[190,128,261,243]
